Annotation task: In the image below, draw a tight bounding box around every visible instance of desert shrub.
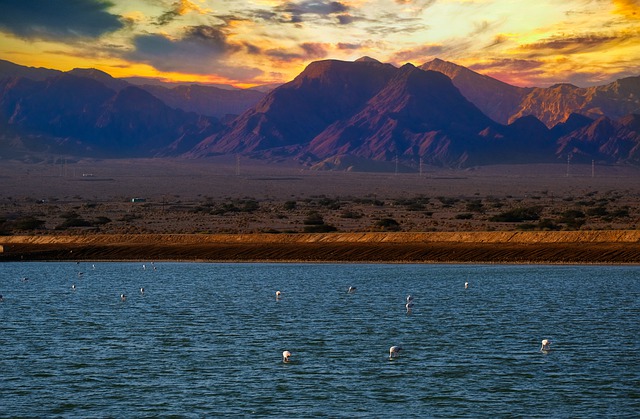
[586,206,608,217]
[374,218,401,231]
[93,216,112,225]
[489,206,542,222]
[395,197,429,211]
[437,197,459,207]
[284,201,297,210]
[0,217,11,235]
[558,209,586,229]
[354,197,384,206]
[465,199,484,212]
[318,197,340,209]
[302,212,336,232]
[303,211,325,225]
[340,210,363,219]
[57,217,92,229]
[609,208,630,218]
[537,219,561,231]
[60,211,80,219]
[303,224,337,233]
[118,213,142,222]
[212,203,240,215]
[240,199,260,213]
[455,213,473,220]
[12,216,45,230]
[561,209,586,219]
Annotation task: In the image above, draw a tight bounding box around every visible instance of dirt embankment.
[2,231,640,263]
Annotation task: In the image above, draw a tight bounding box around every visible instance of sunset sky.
[1,0,638,88]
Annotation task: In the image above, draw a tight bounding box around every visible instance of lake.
[1,262,639,418]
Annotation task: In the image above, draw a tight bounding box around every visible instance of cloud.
[246,1,351,24]
[0,0,123,41]
[156,0,209,26]
[391,44,445,63]
[469,59,544,73]
[125,26,262,80]
[336,42,365,50]
[364,12,428,35]
[278,1,350,18]
[520,33,632,57]
[266,42,330,62]
[613,0,640,20]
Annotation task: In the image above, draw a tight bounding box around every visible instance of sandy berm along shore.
[2,230,640,263]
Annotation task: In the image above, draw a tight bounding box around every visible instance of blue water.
[1,262,639,418]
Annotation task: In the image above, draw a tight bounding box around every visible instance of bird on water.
[389,346,402,360]
[540,339,551,351]
[282,350,292,363]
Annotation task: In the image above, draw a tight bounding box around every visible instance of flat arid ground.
[1,157,640,262]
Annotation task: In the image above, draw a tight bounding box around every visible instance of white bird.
[72,284,76,290]
[406,295,414,303]
[405,302,414,312]
[275,290,281,299]
[120,294,127,301]
[140,287,145,294]
[142,264,146,270]
[282,350,292,363]
[348,286,356,293]
[389,345,402,360]
[540,339,551,351]
[464,282,469,289]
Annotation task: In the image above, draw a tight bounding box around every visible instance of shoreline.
[2,231,640,264]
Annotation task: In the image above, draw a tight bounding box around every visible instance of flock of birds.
[4,264,553,363]
[276,282,552,363]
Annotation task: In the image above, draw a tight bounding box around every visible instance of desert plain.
[1,157,640,263]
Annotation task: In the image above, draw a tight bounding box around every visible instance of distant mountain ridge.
[0,57,639,169]
[0,73,221,157]
[420,59,640,128]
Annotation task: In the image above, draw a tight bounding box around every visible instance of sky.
[0,0,638,88]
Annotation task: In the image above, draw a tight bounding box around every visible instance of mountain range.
[1,57,639,169]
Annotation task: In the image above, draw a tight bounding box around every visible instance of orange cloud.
[613,0,640,20]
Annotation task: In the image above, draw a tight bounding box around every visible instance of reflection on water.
[1,262,639,417]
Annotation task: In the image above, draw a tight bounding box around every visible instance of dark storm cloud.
[125,26,261,80]
[278,1,349,17]
[244,1,351,24]
[0,0,123,41]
